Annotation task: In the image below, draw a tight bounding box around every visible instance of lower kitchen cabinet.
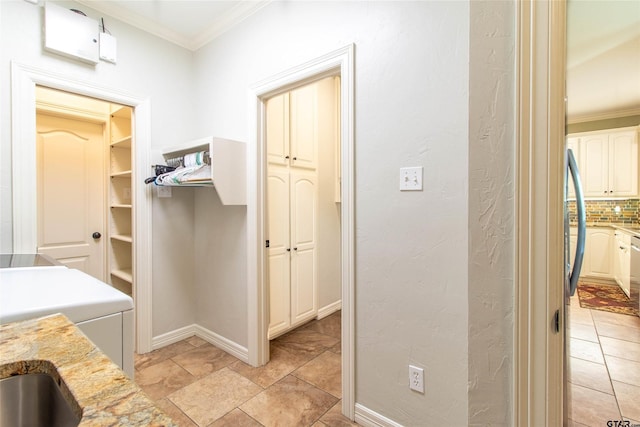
[613,230,632,297]
[577,227,614,280]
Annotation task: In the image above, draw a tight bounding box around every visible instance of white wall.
[0,0,198,337]
[191,1,471,423]
[316,77,342,310]
[1,1,516,423]
[468,1,515,425]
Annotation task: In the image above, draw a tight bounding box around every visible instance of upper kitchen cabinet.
[266,84,318,170]
[570,127,639,198]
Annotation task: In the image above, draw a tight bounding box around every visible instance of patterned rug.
[577,282,639,317]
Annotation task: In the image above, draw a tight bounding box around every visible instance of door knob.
[92,232,102,239]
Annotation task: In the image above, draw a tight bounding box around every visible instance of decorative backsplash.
[567,199,640,225]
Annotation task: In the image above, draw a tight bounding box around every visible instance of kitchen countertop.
[0,313,177,426]
[571,222,640,238]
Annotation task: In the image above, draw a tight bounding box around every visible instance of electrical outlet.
[157,186,172,198]
[409,365,424,393]
[399,167,423,191]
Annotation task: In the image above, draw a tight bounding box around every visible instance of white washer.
[0,264,134,378]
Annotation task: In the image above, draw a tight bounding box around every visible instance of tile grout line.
[592,307,625,421]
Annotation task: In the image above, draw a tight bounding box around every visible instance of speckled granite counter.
[0,313,177,426]
[580,222,640,238]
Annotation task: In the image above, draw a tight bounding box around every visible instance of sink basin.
[0,373,80,427]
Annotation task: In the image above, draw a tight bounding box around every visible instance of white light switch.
[399,167,423,191]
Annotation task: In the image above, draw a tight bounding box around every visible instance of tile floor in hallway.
[134,311,357,427]
[568,291,640,426]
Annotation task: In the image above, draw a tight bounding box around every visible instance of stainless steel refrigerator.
[563,147,586,425]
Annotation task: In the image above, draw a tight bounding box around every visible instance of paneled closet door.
[266,93,290,166]
[267,168,291,338]
[289,84,318,170]
[289,169,317,327]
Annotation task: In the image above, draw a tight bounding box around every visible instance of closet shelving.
[160,136,246,205]
[109,105,134,296]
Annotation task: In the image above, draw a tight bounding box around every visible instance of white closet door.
[266,93,290,166]
[267,168,291,338]
[36,113,105,280]
[290,84,317,170]
[290,169,317,327]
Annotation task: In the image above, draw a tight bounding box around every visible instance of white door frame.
[246,44,355,419]
[515,1,566,425]
[10,61,154,354]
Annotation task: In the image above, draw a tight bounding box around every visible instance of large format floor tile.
[569,383,620,425]
[135,359,197,401]
[134,311,346,427]
[599,336,640,363]
[168,367,263,426]
[604,355,640,387]
[569,337,605,364]
[612,381,640,422]
[240,375,338,427]
[294,350,342,398]
[569,356,613,394]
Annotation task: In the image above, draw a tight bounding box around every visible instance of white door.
[36,113,106,279]
[267,168,291,338]
[290,169,317,326]
[290,84,318,170]
[266,93,290,167]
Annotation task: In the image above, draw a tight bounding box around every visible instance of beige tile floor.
[134,311,357,427]
[568,291,640,426]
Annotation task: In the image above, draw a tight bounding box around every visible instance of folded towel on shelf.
[155,164,212,186]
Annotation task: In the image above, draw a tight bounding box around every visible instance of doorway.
[265,77,342,341]
[10,62,153,353]
[247,45,355,418]
[36,111,107,279]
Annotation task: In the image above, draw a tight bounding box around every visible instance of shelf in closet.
[111,268,133,284]
[110,170,132,178]
[111,234,133,243]
[111,136,132,148]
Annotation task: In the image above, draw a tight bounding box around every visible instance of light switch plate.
[400,166,423,191]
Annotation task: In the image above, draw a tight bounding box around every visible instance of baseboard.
[355,403,403,427]
[194,324,249,363]
[151,324,249,364]
[152,324,198,350]
[317,299,342,319]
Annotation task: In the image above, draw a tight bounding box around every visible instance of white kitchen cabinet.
[582,227,613,279]
[572,127,638,198]
[566,137,580,199]
[266,84,317,170]
[613,230,631,297]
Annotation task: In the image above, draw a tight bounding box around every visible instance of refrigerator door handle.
[568,148,586,296]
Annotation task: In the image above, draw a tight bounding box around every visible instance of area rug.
[577,282,638,317]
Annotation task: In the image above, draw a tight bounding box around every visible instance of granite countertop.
[0,313,177,426]
[570,222,640,237]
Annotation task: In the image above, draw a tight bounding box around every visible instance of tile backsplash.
[567,199,640,225]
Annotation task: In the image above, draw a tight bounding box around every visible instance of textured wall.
[192,1,470,423]
[0,0,199,337]
[468,1,516,425]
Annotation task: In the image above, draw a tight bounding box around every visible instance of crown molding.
[191,1,272,51]
[74,1,271,51]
